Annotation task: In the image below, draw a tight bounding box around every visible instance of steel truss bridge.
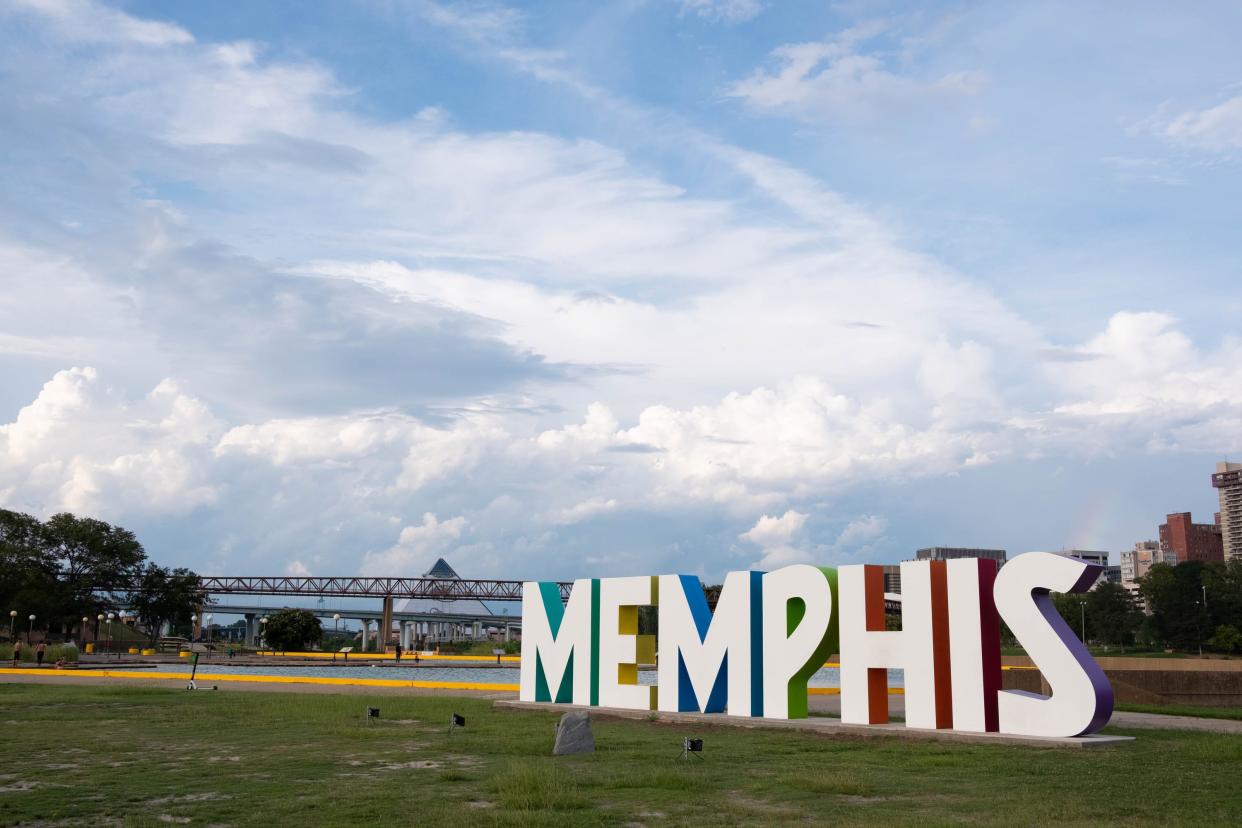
[187,576,572,602]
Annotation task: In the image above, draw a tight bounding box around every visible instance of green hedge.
[0,643,79,663]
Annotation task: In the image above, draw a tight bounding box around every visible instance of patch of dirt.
[157,816,192,825]
[445,754,482,768]
[207,755,241,763]
[726,792,804,818]
[465,801,495,810]
[377,760,442,770]
[837,795,894,805]
[0,780,39,792]
[148,792,232,806]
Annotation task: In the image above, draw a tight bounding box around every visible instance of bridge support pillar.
[504,623,511,642]
[360,620,370,652]
[473,621,481,639]
[192,606,204,641]
[399,621,411,651]
[244,614,256,647]
[380,596,393,653]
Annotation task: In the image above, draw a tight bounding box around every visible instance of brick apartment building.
[1158,512,1224,564]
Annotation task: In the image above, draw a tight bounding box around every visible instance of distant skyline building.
[880,564,902,595]
[1159,512,1224,564]
[1121,540,1176,595]
[915,547,1007,565]
[1055,550,1109,568]
[1213,461,1242,561]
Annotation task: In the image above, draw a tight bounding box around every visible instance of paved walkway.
[805,694,1242,734]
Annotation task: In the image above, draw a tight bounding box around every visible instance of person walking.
[35,641,46,667]
[395,643,403,662]
[11,639,21,667]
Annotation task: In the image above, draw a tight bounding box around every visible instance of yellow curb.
[255,651,521,663]
[0,668,517,692]
[808,687,904,695]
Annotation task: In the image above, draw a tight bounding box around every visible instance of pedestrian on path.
[11,639,21,667]
[395,643,403,662]
[35,641,46,667]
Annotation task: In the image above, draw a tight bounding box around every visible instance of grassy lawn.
[1,685,1239,826]
[1116,702,1242,721]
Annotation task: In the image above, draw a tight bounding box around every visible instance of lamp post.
[8,610,15,641]
[27,614,35,644]
[205,614,213,646]
[106,613,115,658]
[260,616,268,649]
[1079,601,1086,646]
[97,614,104,654]
[81,617,89,647]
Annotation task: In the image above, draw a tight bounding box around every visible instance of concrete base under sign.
[494,700,1134,748]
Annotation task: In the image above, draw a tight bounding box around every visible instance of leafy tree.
[1084,582,1143,649]
[1207,624,1242,654]
[263,608,322,652]
[43,512,147,631]
[129,565,206,645]
[0,510,59,639]
[1139,561,1209,650]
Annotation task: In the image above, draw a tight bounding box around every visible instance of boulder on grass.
[553,710,594,755]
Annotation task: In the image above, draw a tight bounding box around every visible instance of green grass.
[1117,702,1242,721]
[0,685,1239,826]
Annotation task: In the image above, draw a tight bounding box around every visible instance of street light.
[8,610,15,640]
[81,617,89,647]
[205,614,213,646]
[1079,601,1087,646]
[260,616,268,649]
[97,613,104,653]
[27,614,35,644]
[106,613,115,658]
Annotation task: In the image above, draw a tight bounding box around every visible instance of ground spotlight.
[679,737,703,760]
[449,713,465,733]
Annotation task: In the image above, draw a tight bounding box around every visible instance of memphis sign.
[520,552,1113,738]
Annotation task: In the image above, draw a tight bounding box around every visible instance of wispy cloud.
[726,22,985,123]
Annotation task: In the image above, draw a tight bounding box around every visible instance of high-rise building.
[1213,461,1242,561]
[1159,512,1223,564]
[880,564,902,595]
[1056,550,1109,568]
[915,547,1007,565]
[1121,540,1175,593]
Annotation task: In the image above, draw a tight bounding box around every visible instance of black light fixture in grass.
[680,737,703,760]
[449,713,465,733]
[366,707,380,724]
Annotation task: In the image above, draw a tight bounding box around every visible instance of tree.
[1139,561,1209,650]
[43,512,147,632]
[0,510,60,639]
[263,609,322,652]
[129,565,206,645]
[1084,582,1143,649]
[1207,624,1242,654]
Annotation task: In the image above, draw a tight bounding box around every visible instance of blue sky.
[1,0,1240,583]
